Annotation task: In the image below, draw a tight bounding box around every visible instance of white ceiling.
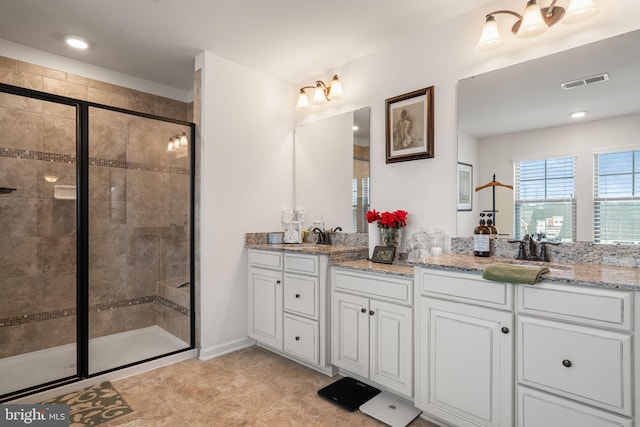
[0,0,492,91]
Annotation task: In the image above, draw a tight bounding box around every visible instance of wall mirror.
[457,30,640,242]
[294,107,370,233]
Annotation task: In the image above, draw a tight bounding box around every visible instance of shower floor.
[0,325,188,397]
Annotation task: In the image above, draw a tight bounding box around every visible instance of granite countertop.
[412,253,640,291]
[247,243,368,261]
[247,243,640,291]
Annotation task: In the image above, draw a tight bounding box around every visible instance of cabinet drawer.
[419,268,512,310]
[284,273,319,319]
[284,253,319,275]
[517,284,632,331]
[518,386,632,427]
[248,249,283,270]
[283,314,319,365]
[333,268,412,305]
[517,317,632,416]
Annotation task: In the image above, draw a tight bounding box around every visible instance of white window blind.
[514,157,576,241]
[594,150,640,244]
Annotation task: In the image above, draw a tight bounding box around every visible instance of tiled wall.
[0,56,193,358]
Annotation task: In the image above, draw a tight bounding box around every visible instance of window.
[594,150,640,244]
[514,157,576,241]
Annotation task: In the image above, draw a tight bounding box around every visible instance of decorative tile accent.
[1,146,190,175]
[0,296,189,328]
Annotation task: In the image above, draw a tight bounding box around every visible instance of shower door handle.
[0,187,17,194]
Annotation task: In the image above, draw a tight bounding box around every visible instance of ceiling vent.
[561,73,609,90]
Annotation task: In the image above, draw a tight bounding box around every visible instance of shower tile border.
[0,295,189,328]
[0,146,190,175]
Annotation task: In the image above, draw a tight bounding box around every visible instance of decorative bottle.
[486,213,498,239]
[473,214,491,257]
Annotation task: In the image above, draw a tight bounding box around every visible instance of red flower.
[394,210,408,227]
[366,209,380,224]
[366,209,408,229]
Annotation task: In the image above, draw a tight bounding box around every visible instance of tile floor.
[102,345,440,427]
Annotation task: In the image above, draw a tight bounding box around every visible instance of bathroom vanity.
[247,236,640,427]
[414,255,640,427]
[247,244,366,375]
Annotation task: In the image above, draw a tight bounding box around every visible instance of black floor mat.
[317,377,381,411]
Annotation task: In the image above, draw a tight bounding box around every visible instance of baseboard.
[198,336,256,361]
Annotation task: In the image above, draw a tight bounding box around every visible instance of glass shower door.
[0,91,78,397]
[87,107,191,375]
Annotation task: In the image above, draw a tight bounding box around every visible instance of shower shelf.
[54,185,76,200]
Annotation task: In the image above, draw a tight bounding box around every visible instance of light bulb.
[477,15,503,50]
[312,82,327,105]
[296,89,310,110]
[328,75,344,100]
[516,1,548,38]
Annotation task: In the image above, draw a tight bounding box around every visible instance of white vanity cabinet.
[415,268,514,427]
[248,250,284,349]
[331,267,414,398]
[515,283,634,427]
[248,249,333,374]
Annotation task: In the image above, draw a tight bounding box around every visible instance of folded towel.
[482,263,550,285]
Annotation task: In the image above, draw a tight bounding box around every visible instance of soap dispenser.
[473,213,491,257]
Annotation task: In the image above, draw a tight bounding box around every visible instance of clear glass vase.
[380,227,403,249]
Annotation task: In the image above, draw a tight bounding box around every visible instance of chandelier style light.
[296,75,344,110]
[477,0,598,50]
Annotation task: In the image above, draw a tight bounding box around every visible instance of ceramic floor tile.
[109,345,438,427]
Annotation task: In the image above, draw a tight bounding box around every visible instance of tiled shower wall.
[0,56,193,358]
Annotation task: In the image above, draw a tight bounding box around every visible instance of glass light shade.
[477,16,503,50]
[312,83,327,105]
[563,0,598,24]
[328,75,344,100]
[167,141,174,152]
[179,133,188,146]
[44,175,59,183]
[516,1,548,38]
[296,90,310,110]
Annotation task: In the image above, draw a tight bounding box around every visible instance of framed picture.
[385,86,434,163]
[371,246,396,264]
[457,162,473,211]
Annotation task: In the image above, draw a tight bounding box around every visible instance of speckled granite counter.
[412,253,640,291]
[330,259,414,277]
[246,236,640,291]
[246,243,368,262]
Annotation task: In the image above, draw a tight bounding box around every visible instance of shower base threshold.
[0,325,188,397]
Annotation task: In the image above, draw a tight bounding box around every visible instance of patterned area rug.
[42,381,133,426]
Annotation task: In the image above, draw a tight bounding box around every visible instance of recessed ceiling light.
[65,35,89,50]
[570,111,587,119]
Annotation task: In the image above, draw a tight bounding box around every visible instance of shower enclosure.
[0,84,195,400]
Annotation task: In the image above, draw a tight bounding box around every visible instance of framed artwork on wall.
[385,86,434,163]
[457,162,473,211]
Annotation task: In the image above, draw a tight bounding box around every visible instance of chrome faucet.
[525,234,539,261]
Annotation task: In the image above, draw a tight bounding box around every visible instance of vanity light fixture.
[64,35,90,50]
[44,175,60,183]
[167,131,189,153]
[296,75,344,110]
[477,0,599,50]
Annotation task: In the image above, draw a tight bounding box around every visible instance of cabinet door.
[248,267,283,350]
[332,291,369,377]
[370,299,412,397]
[418,297,513,427]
